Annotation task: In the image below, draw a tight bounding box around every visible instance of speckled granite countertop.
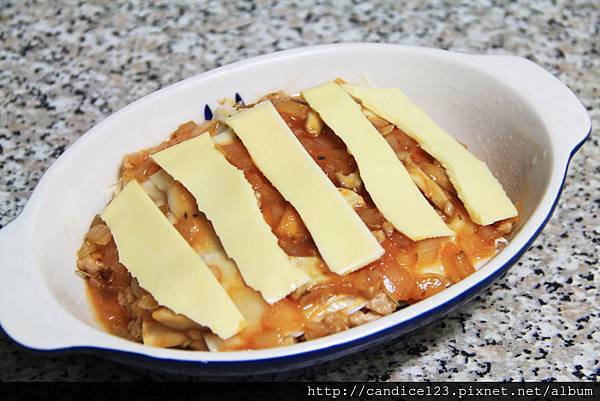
[0,0,598,382]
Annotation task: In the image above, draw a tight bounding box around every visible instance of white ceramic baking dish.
[0,43,590,375]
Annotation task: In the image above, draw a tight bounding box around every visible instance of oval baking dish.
[0,43,590,375]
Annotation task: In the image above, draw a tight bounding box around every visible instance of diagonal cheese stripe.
[302,82,454,241]
[152,134,310,304]
[341,84,517,225]
[226,101,384,276]
[101,180,245,339]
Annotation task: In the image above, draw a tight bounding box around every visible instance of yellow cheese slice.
[342,84,518,225]
[152,134,310,304]
[302,82,453,240]
[101,180,245,339]
[226,101,384,275]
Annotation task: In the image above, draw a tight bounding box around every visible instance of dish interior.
[27,49,551,347]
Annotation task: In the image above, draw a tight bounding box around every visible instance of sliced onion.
[275,205,307,240]
[405,160,453,217]
[167,183,197,221]
[290,256,328,282]
[166,212,178,224]
[212,127,237,146]
[477,225,499,241]
[304,294,368,322]
[188,339,209,351]
[77,240,97,259]
[276,99,308,120]
[142,179,166,207]
[142,319,189,348]
[338,188,366,210]
[448,215,466,233]
[149,170,174,192]
[203,333,223,352]
[85,224,112,246]
[137,294,159,310]
[229,286,267,331]
[495,237,508,246]
[416,238,442,267]
[357,208,385,229]
[213,104,238,121]
[362,108,389,131]
[201,250,244,290]
[372,230,385,243]
[335,170,363,190]
[305,110,323,137]
[420,162,453,191]
[152,307,199,331]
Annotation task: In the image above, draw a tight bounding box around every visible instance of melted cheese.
[302,82,453,240]
[342,84,518,225]
[226,101,384,275]
[152,134,310,304]
[101,180,244,339]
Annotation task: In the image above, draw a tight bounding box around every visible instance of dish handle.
[0,218,34,341]
[0,216,83,350]
[472,55,591,154]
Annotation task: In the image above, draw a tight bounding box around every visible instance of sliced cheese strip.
[152,134,310,304]
[101,180,245,339]
[342,84,518,225]
[302,82,453,240]
[226,101,384,275]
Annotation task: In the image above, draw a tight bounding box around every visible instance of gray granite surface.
[0,0,598,382]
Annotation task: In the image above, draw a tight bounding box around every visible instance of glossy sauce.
[86,283,131,338]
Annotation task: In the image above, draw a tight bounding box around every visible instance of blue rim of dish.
[0,126,591,372]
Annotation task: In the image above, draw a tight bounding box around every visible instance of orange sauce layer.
[84,95,514,350]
